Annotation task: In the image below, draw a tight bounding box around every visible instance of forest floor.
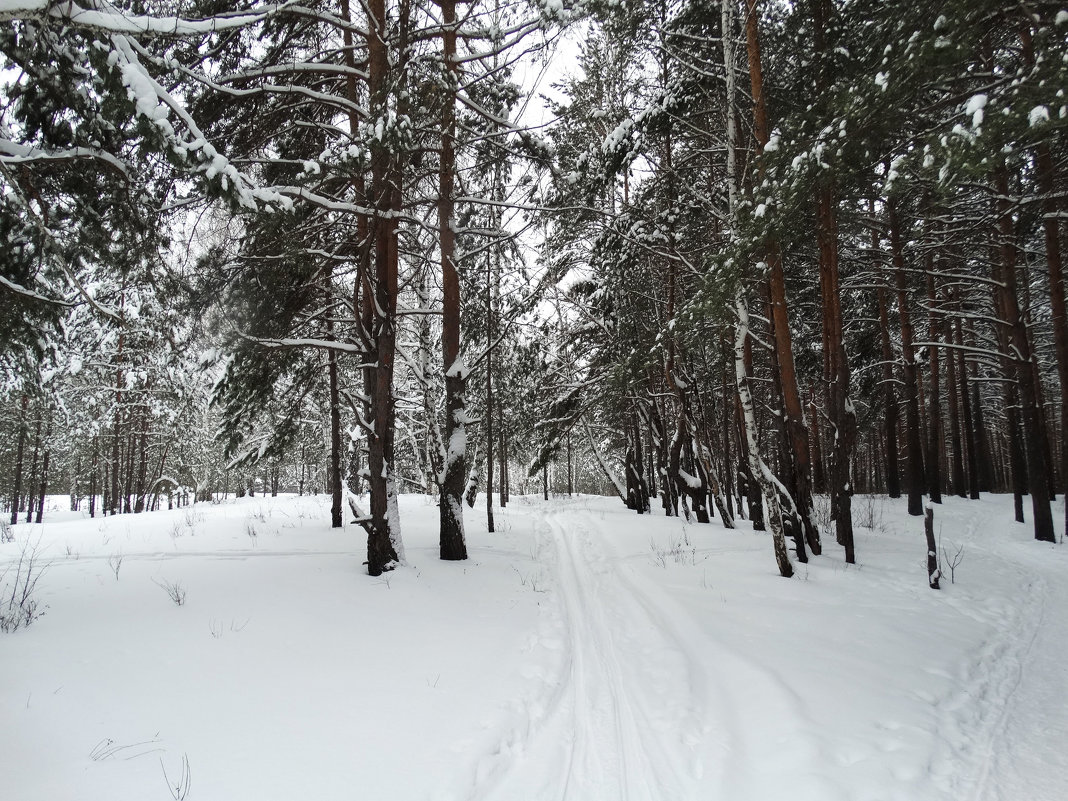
[1,490,1065,800]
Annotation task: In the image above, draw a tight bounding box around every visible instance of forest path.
[933,502,1068,801]
[475,501,828,801]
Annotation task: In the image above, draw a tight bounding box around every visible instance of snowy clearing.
[1,493,1065,801]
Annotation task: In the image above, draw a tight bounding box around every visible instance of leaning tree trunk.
[746,0,819,556]
[725,0,789,576]
[736,297,794,578]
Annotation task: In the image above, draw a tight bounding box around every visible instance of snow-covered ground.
[1,492,1065,800]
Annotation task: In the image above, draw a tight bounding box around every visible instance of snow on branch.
[0,140,131,179]
[0,1,287,35]
[0,274,73,307]
[233,333,371,357]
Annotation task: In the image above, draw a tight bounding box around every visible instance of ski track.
[928,507,1058,801]
[475,508,703,801]
[474,504,832,801]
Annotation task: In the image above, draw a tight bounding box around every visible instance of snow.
[0,2,271,34]
[2,493,1067,801]
[445,354,468,379]
[966,94,987,128]
[1029,105,1050,127]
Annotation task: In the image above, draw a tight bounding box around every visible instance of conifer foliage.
[2,1,1065,577]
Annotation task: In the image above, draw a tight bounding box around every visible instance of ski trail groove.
[549,510,696,800]
[473,508,713,801]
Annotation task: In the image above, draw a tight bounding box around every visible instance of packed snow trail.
[475,503,833,801]
[473,507,707,800]
[923,502,1068,801]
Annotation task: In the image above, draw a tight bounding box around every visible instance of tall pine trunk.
[9,395,28,526]
[889,198,926,515]
[746,0,820,556]
[364,0,403,574]
[877,286,901,497]
[993,165,1054,542]
[924,247,942,503]
[438,0,467,561]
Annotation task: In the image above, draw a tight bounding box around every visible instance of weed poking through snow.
[160,753,191,801]
[940,538,965,584]
[154,579,186,607]
[1,536,48,633]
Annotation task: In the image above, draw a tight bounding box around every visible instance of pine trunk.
[924,260,942,503]
[35,448,49,524]
[9,395,27,526]
[328,336,343,529]
[365,0,402,574]
[944,314,966,497]
[889,198,926,515]
[746,0,820,556]
[877,287,901,498]
[993,165,1055,541]
[438,0,467,561]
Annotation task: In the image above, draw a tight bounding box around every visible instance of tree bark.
[817,182,855,561]
[746,0,820,556]
[924,248,943,503]
[35,446,50,524]
[993,165,1055,541]
[889,198,926,515]
[954,310,980,500]
[486,267,495,532]
[944,314,966,497]
[924,505,940,590]
[9,395,28,526]
[25,414,41,524]
[438,0,467,561]
[328,330,343,529]
[877,286,901,497]
[365,0,402,574]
